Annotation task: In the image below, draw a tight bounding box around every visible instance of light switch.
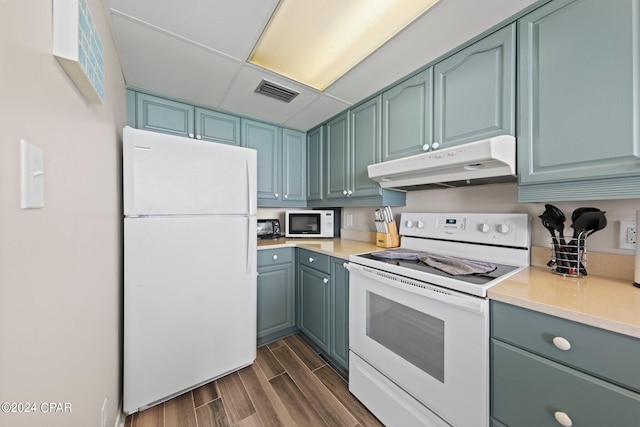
[20,140,44,209]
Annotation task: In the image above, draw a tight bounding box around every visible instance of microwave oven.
[285,210,334,238]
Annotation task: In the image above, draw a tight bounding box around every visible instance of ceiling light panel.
[249,0,440,91]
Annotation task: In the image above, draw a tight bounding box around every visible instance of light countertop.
[488,266,640,339]
[257,237,380,260]
[260,239,640,339]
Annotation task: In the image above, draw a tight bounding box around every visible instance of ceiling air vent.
[254,79,299,103]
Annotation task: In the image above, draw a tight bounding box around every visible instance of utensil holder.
[549,238,587,277]
[376,221,400,248]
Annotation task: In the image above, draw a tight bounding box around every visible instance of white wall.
[343,183,640,255]
[0,1,126,426]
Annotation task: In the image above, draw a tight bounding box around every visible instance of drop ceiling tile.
[283,95,352,131]
[219,66,321,130]
[108,0,278,59]
[111,13,242,108]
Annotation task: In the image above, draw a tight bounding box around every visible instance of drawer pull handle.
[552,336,572,351]
[272,255,278,260]
[554,411,573,427]
[309,257,314,263]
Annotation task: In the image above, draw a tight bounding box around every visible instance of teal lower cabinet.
[329,258,349,370]
[297,249,331,353]
[490,301,640,427]
[296,249,350,371]
[257,248,296,346]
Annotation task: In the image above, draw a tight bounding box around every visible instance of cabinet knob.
[188,133,195,138]
[343,262,348,269]
[347,190,353,196]
[274,193,279,198]
[284,194,288,199]
[309,257,314,263]
[272,255,278,260]
[343,190,348,195]
[432,142,440,150]
[554,411,573,427]
[323,278,329,284]
[422,143,430,151]
[552,336,572,351]
[196,135,202,140]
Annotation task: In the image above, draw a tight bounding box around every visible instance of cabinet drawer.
[257,248,294,266]
[491,340,640,427]
[298,248,330,273]
[491,301,640,392]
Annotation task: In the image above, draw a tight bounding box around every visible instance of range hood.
[368,135,516,191]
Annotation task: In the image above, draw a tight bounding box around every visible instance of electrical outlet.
[346,214,353,227]
[619,221,636,249]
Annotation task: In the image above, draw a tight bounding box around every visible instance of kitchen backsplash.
[343,183,640,256]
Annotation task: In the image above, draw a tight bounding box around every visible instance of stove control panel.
[400,213,530,248]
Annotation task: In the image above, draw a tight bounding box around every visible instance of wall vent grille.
[254,79,299,103]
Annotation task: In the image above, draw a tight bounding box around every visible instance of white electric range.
[347,212,530,427]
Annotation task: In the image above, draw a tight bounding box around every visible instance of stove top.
[349,213,531,298]
[357,252,520,285]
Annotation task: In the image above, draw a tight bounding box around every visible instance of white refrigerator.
[122,127,257,413]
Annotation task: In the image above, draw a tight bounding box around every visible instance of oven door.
[348,263,489,427]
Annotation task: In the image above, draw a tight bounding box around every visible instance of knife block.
[376,221,400,248]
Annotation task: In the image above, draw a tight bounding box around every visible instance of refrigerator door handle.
[246,158,255,216]
[246,217,256,275]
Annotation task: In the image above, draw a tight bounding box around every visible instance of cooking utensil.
[567,210,607,276]
[539,204,568,270]
[539,213,564,270]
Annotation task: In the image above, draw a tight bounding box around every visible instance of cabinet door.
[306,126,323,201]
[136,93,195,138]
[518,0,640,186]
[242,119,281,203]
[382,68,433,161]
[330,258,349,370]
[195,108,241,145]
[350,96,382,198]
[257,263,294,339]
[492,339,640,427]
[297,265,330,353]
[325,113,350,199]
[282,129,306,202]
[433,23,515,149]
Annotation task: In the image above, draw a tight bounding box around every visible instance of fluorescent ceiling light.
[249,0,441,91]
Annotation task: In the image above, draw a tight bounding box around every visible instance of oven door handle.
[346,262,487,315]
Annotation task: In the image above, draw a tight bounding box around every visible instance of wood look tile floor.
[125,334,384,427]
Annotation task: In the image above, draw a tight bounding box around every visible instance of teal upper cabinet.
[130,91,240,146]
[282,129,307,203]
[135,92,195,138]
[382,68,433,161]
[242,119,281,203]
[351,96,383,198]
[306,126,324,201]
[315,100,406,207]
[242,119,306,207]
[325,113,351,199]
[433,23,515,149]
[195,108,241,145]
[518,0,640,202]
